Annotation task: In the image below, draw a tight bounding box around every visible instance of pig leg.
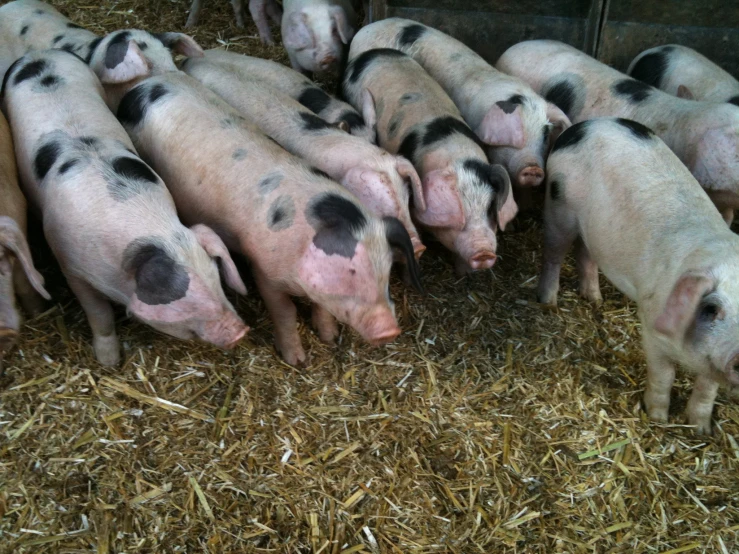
[537,201,578,305]
[67,275,120,366]
[13,264,45,316]
[311,304,339,344]
[686,374,719,435]
[231,0,246,27]
[249,0,277,45]
[642,333,676,423]
[575,239,602,304]
[185,0,203,28]
[265,0,282,24]
[255,271,306,365]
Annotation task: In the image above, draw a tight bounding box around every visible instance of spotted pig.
[498,40,739,224]
[342,48,516,274]
[539,117,739,434]
[1,50,247,365]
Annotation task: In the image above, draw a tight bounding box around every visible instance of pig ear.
[330,6,354,44]
[655,271,714,337]
[283,10,314,50]
[488,164,518,231]
[98,40,150,84]
[545,103,571,147]
[384,217,423,293]
[415,168,465,230]
[360,89,377,133]
[395,156,426,212]
[0,216,50,300]
[477,102,526,148]
[154,32,205,58]
[677,85,695,100]
[190,224,247,295]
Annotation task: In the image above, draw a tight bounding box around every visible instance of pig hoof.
[580,289,603,305]
[536,289,558,306]
[646,406,669,423]
[691,420,713,435]
[277,343,307,367]
[94,335,121,366]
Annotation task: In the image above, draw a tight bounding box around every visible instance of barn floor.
[1,1,738,553]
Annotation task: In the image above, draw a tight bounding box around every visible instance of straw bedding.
[0,1,737,552]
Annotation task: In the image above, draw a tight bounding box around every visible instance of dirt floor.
[1,1,738,553]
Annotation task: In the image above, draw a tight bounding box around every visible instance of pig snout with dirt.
[628,44,739,106]
[185,0,283,45]
[0,110,50,361]
[107,48,421,366]
[497,40,739,225]
[350,18,571,189]
[2,49,247,365]
[181,55,425,257]
[343,48,517,274]
[281,0,357,75]
[538,117,739,435]
[201,49,374,142]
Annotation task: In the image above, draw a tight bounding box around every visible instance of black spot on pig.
[67,23,83,29]
[398,23,426,48]
[13,59,47,86]
[541,125,551,150]
[549,180,561,200]
[112,157,159,184]
[232,148,247,160]
[387,111,405,140]
[551,120,589,153]
[338,110,364,132]
[60,43,78,54]
[615,118,654,140]
[0,58,22,98]
[39,74,60,88]
[463,159,510,224]
[310,167,331,179]
[267,195,296,231]
[20,25,29,36]
[300,112,333,131]
[308,193,367,258]
[78,136,99,147]
[422,116,482,149]
[105,31,132,69]
[34,140,62,180]
[399,92,422,105]
[728,95,739,107]
[34,9,44,14]
[545,81,576,117]
[398,130,420,164]
[85,37,103,63]
[629,47,673,88]
[117,83,169,126]
[496,99,521,114]
[612,79,653,103]
[124,241,190,305]
[347,48,405,84]
[53,35,65,44]
[58,158,80,175]
[258,172,283,195]
[298,87,331,113]
[384,217,423,292]
[136,41,149,51]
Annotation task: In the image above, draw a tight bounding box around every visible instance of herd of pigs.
[0,0,738,435]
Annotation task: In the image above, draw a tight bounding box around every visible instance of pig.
[87,36,422,366]
[498,40,739,225]
[349,18,571,189]
[0,0,99,75]
[538,117,739,434]
[1,49,248,365]
[0,109,50,363]
[199,49,374,142]
[342,48,517,274]
[185,0,283,46]
[281,0,358,75]
[181,54,426,257]
[628,45,739,105]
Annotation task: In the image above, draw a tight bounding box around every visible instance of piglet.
[201,49,374,142]
[0,109,50,363]
[497,40,739,224]
[2,49,248,365]
[539,117,739,434]
[628,45,739,105]
[350,18,571,189]
[343,48,516,274]
[281,0,357,75]
[181,54,425,257]
[185,0,283,45]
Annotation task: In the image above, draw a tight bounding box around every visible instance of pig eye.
[699,302,721,323]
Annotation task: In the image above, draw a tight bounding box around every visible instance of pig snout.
[517,165,545,187]
[469,251,497,270]
[455,228,498,271]
[724,352,739,385]
[199,313,249,350]
[356,305,401,345]
[319,54,338,71]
